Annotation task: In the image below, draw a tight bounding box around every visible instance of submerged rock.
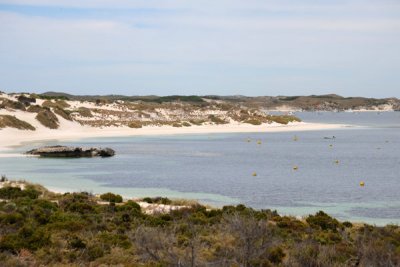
[26,145,115,158]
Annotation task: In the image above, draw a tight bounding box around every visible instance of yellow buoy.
[329,144,333,148]
[252,172,257,177]
[359,181,365,187]
[257,140,262,145]
[335,160,339,164]
[293,165,298,170]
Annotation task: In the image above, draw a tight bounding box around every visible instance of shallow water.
[1,112,399,225]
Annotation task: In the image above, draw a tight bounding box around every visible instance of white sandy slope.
[0,108,348,153]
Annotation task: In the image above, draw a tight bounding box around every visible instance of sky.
[0,0,399,97]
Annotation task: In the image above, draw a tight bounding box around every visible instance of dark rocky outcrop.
[26,146,115,158]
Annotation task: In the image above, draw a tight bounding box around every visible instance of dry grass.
[0,115,35,130]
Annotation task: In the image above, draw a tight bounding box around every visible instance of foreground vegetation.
[0,181,399,266]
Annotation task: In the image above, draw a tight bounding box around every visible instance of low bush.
[53,108,72,121]
[42,100,70,109]
[36,110,59,129]
[0,186,40,200]
[0,115,35,130]
[100,192,123,203]
[0,99,26,111]
[128,121,142,128]
[172,122,182,127]
[74,107,93,118]
[189,119,205,126]
[142,197,172,205]
[268,115,301,124]
[208,115,228,124]
[244,119,262,125]
[27,105,44,113]
[306,211,341,231]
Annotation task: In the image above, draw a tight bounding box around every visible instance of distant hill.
[24,91,400,111]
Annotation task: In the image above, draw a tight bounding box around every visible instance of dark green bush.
[100,192,123,203]
[0,186,40,199]
[306,211,340,231]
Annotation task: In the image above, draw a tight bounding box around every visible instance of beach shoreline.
[0,121,349,152]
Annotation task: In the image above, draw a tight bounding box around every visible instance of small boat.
[293,165,298,170]
[252,172,257,177]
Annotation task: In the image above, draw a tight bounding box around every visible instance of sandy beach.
[0,118,348,153]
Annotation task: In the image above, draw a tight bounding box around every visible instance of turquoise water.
[1,112,399,225]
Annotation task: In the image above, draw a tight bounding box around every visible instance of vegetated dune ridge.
[0,179,399,266]
[0,92,348,151]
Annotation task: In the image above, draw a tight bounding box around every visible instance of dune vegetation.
[0,181,399,266]
[1,92,306,131]
[0,115,35,130]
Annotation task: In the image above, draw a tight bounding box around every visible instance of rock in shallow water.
[26,145,115,158]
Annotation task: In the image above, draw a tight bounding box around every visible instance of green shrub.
[182,122,191,127]
[0,115,35,130]
[69,236,86,250]
[0,226,50,252]
[0,186,40,199]
[36,110,59,129]
[268,246,286,264]
[306,211,340,231]
[100,193,123,203]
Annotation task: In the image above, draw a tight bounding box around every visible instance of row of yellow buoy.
[246,135,366,187]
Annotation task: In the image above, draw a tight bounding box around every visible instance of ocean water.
[1,111,399,225]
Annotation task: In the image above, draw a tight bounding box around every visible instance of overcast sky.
[0,0,399,97]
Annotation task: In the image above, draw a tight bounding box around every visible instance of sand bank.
[0,120,348,152]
